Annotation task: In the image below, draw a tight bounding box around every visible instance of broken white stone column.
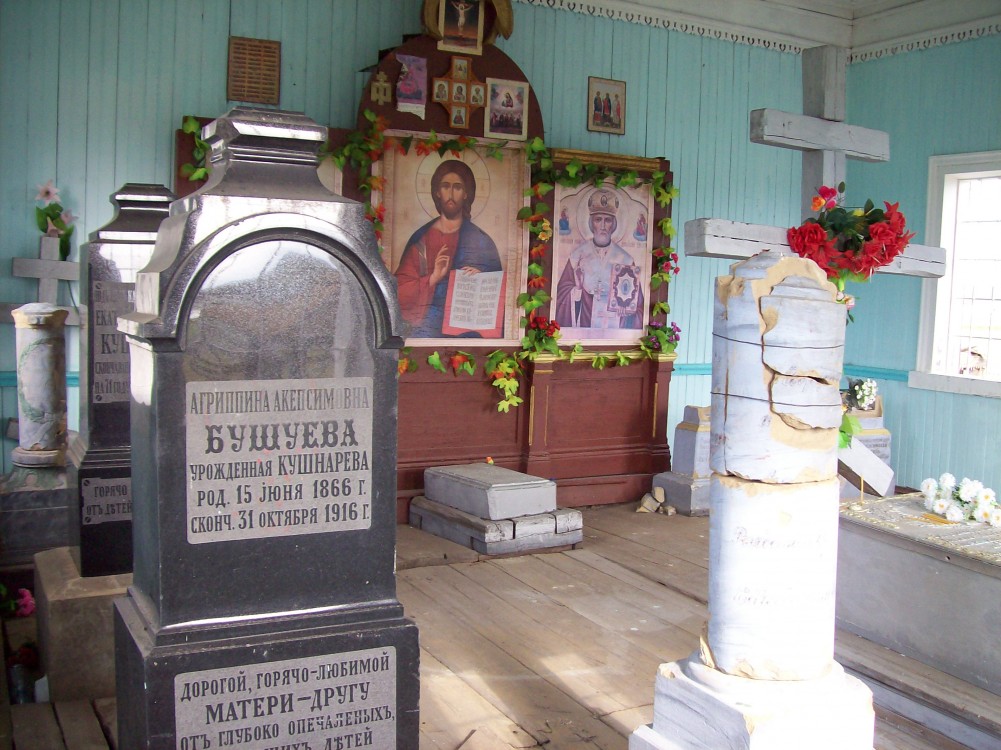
[631,251,874,750]
[11,303,69,467]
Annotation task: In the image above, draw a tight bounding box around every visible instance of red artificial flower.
[811,195,826,212]
[398,358,411,375]
[788,222,838,276]
[527,276,548,289]
[530,243,547,259]
[817,185,838,209]
[448,353,470,372]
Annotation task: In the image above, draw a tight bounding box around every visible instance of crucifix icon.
[687,45,945,280]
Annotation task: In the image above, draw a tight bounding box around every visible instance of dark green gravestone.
[114,108,419,749]
[69,184,175,576]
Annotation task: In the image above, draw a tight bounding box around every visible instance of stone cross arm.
[685,218,945,278]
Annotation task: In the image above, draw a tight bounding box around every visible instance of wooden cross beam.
[686,218,944,278]
[0,236,81,325]
[686,44,945,279]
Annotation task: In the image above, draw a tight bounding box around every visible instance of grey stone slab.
[424,462,556,520]
[652,472,711,516]
[837,493,1001,697]
[35,546,131,700]
[409,496,582,555]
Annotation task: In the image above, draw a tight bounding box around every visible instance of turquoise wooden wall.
[844,33,1001,491]
[2,0,992,491]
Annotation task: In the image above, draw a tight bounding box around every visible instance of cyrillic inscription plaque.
[174,647,396,750]
[92,281,133,402]
[81,477,132,525]
[185,377,373,544]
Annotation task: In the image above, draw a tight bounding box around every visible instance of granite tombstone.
[69,184,175,576]
[114,108,419,749]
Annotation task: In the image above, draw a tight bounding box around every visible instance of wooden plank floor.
[10,504,972,749]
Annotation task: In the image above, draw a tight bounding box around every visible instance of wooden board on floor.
[55,702,109,750]
[11,703,65,750]
[397,523,479,569]
[582,525,709,603]
[399,575,627,748]
[419,650,539,749]
[92,699,117,750]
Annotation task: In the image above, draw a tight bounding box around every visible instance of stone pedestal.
[412,463,582,554]
[652,406,711,516]
[631,657,874,750]
[0,304,72,565]
[632,253,873,750]
[115,109,419,749]
[34,546,130,700]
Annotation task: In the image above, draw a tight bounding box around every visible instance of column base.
[630,655,874,750]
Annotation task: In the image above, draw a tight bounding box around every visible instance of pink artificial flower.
[45,217,64,237]
[36,180,60,205]
[817,185,838,209]
[15,588,34,617]
[60,209,76,226]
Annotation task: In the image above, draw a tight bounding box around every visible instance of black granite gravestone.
[69,184,175,576]
[114,108,419,749]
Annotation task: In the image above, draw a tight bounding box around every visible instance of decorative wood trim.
[550,148,663,174]
[515,0,1001,61]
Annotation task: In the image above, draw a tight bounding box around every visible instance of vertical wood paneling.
[148,0,178,181]
[2,0,994,493]
[0,2,32,303]
[304,0,333,123]
[116,0,153,187]
[841,35,1001,492]
[84,0,121,269]
[281,0,309,113]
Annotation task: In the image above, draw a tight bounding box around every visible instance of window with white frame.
[914,151,1001,396]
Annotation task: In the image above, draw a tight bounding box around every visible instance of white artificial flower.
[977,487,996,505]
[959,478,983,504]
[939,473,956,491]
[945,503,966,522]
[932,496,951,515]
[920,477,937,497]
[973,501,994,523]
[989,508,1001,528]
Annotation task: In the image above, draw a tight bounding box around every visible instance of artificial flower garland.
[788,183,915,319]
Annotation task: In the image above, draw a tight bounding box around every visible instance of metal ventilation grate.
[227,37,281,105]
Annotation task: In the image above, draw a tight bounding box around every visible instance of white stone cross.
[686,45,945,279]
[1,235,80,325]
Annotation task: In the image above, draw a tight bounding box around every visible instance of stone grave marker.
[69,183,175,576]
[632,253,874,750]
[114,108,419,749]
[651,405,711,515]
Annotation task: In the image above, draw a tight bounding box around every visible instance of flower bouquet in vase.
[787,182,915,320]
